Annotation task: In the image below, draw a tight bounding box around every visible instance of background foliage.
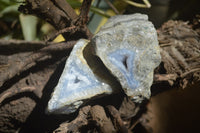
[0,0,199,41]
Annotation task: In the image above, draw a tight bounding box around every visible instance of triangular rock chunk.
[47,39,113,114]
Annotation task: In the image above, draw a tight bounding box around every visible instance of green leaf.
[0,4,19,17]
[19,14,38,41]
[0,0,20,10]
[90,7,111,18]
[66,0,82,8]
[66,0,111,18]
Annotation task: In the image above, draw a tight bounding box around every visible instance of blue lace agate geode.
[47,39,113,114]
[92,13,161,101]
[47,13,161,114]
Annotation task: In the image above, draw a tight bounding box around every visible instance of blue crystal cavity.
[58,62,99,100]
[108,49,139,90]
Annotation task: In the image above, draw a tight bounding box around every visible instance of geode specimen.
[47,13,161,114]
[47,39,113,114]
[92,13,161,101]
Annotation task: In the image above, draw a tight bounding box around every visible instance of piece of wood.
[54,106,91,133]
[106,105,128,133]
[90,105,116,133]
[19,0,92,41]
[0,40,76,88]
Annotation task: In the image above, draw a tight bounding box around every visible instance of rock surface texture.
[92,13,161,101]
[47,13,161,114]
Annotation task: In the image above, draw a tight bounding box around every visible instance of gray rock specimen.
[47,39,113,114]
[92,13,161,101]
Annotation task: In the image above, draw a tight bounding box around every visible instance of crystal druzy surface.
[47,39,113,114]
[92,13,161,101]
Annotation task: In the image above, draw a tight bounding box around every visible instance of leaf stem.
[122,0,151,8]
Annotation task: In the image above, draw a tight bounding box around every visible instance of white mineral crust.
[47,39,113,114]
[92,13,161,101]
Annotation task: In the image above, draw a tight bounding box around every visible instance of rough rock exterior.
[92,13,161,101]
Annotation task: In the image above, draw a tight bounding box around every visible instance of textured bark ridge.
[155,20,200,89]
